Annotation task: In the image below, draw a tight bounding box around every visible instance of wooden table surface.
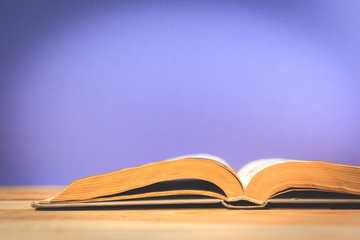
[1,186,360,240]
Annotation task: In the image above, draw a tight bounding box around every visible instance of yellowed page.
[49,157,243,203]
[237,158,305,189]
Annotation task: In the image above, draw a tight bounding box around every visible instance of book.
[32,154,360,209]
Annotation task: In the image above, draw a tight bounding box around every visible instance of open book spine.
[32,199,268,209]
[221,201,268,209]
[32,197,360,209]
[32,199,223,209]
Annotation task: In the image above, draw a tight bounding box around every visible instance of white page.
[168,153,232,169]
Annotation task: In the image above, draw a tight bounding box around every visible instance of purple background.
[1,0,360,185]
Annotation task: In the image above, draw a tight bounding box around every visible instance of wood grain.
[0,186,64,200]
[1,186,360,240]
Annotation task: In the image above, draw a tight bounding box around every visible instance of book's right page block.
[237,158,305,189]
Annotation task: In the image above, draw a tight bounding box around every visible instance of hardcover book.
[32,154,360,209]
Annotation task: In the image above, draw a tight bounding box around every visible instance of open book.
[32,154,360,209]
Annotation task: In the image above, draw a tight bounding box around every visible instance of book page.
[237,158,305,189]
[48,154,244,203]
[169,154,232,170]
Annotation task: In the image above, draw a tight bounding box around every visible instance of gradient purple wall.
[1,0,360,185]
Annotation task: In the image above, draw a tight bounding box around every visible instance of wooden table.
[1,186,360,240]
